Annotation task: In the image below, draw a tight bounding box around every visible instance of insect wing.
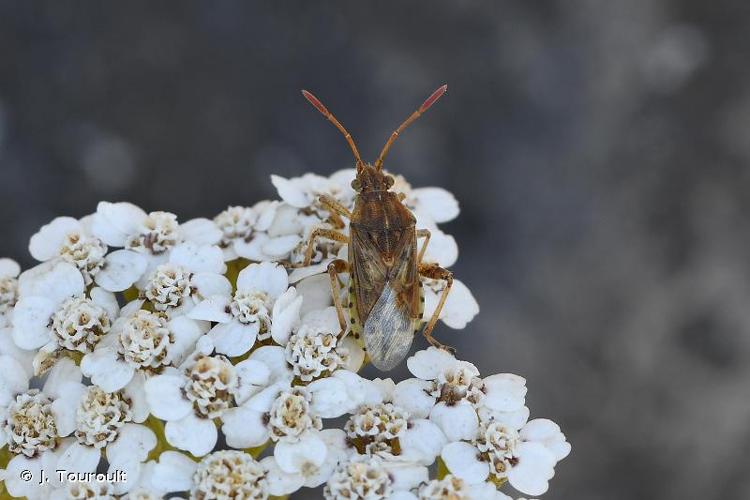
[350,226,388,321]
[363,282,417,371]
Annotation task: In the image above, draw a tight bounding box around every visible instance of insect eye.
[385,176,395,188]
[351,179,361,191]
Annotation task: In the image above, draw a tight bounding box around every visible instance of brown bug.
[300,85,455,371]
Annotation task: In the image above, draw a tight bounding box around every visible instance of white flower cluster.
[0,169,569,499]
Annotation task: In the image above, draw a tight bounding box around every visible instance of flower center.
[65,482,116,499]
[418,475,466,500]
[267,388,321,442]
[144,264,193,311]
[118,309,174,369]
[75,386,132,448]
[345,403,408,458]
[285,324,342,383]
[324,458,393,500]
[474,419,520,481]
[59,231,108,286]
[183,355,238,419]
[230,290,271,332]
[3,390,58,457]
[191,450,268,500]
[214,206,256,247]
[52,296,111,353]
[126,211,178,255]
[432,366,484,406]
[0,275,18,317]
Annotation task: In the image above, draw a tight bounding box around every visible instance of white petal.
[507,442,556,496]
[270,288,302,345]
[144,373,192,421]
[399,419,446,465]
[234,359,271,405]
[421,229,458,268]
[332,370,382,408]
[57,441,101,474]
[430,401,478,442]
[221,406,269,448]
[179,218,223,246]
[339,336,365,372]
[80,346,134,392]
[4,453,52,498]
[440,279,479,329]
[406,347,458,380]
[287,260,330,284]
[262,234,301,258]
[42,357,82,397]
[209,321,258,357]
[274,431,327,474]
[151,450,198,493]
[165,413,217,456]
[123,372,150,423]
[308,377,351,418]
[412,187,459,223]
[188,295,232,323]
[441,442,489,485]
[295,274,333,317]
[108,423,157,463]
[95,250,147,292]
[0,258,20,278]
[0,355,29,406]
[29,217,81,261]
[382,462,429,492]
[91,201,147,247]
[233,233,271,261]
[50,382,85,436]
[169,243,225,274]
[271,175,313,208]
[191,272,232,299]
[244,382,286,413]
[483,373,527,412]
[168,316,209,365]
[109,458,142,495]
[521,418,571,461]
[237,261,289,299]
[268,203,306,237]
[17,260,84,302]
[393,378,436,419]
[90,287,120,320]
[249,346,292,383]
[261,456,306,496]
[12,296,55,350]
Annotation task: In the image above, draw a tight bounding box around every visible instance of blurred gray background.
[1,1,748,498]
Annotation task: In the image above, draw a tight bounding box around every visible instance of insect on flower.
[300,85,455,371]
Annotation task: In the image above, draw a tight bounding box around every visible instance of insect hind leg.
[416,228,431,264]
[418,263,455,354]
[327,259,350,338]
[302,227,348,266]
[318,194,352,229]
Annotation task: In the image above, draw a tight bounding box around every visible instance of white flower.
[0,258,20,327]
[286,307,365,381]
[0,359,83,498]
[188,261,301,356]
[260,428,350,496]
[324,455,427,500]
[51,378,155,495]
[389,173,460,225]
[416,474,512,500]
[214,202,290,261]
[81,302,208,393]
[422,277,479,330]
[90,202,222,291]
[230,201,304,262]
[149,449,269,498]
[29,216,108,286]
[432,366,570,497]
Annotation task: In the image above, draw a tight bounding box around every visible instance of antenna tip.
[301,89,328,116]
[420,84,448,113]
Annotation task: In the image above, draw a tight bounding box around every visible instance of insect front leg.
[416,228,431,264]
[318,194,352,229]
[327,259,350,338]
[418,262,455,354]
[303,228,348,266]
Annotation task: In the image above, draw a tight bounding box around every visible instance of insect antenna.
[374,84,448,171]
[301,90,364,170]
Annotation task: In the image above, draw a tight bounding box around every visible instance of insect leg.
[303,228,348,266]
[318,194,352,229]
[418,263,455,354]
[327,259,350,337]
[416,228,431,264]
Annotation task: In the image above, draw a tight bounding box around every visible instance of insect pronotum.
[300,85,455,371]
